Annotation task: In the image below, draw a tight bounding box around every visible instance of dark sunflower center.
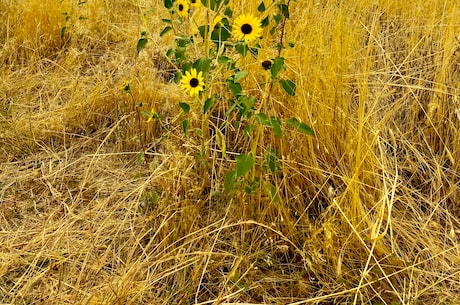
[191,0,196,3]
[179,4,184,11]
[241,24,253,35]
[190,78,199,87]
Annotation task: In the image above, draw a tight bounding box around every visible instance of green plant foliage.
[266,182,280,204]
[258,1,266,12]
[278,3,290,18]
[287,117,315,136]
[279,79,296,96]
[182,119,189,136]
[136,32,149,54]
[136,150,145,165]
[270,116,282,138]
[255,113,270,126]
[270,57,285,78]
[227,79,243,97]
[236,153,254,177]
[233,71,248,82]
[203,97,215,114]
[156,0,305,201]
[261,16,270,28]
[223,7,232,17]
[198,25,209,40]
[179,102,190,113]
[193,57,212,74]
[211,19,231,44]
[224,170,236,192]
[264,148,280,174]
[164,0,173,9]
[160,26,172,37]
[235,42,249,57]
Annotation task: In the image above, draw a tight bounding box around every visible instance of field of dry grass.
[1,0,459,304]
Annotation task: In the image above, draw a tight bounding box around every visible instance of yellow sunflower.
[232,14,262,43]
[119,81,131,92]
[146,108,156,123]
[180,68,205,97]
[190,0,202,8]
[176,0,189,18]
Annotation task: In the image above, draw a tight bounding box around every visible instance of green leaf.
[278,3,289,18]
[181,62,192,73]
[264,148,280,174]
[182,119,189,136]
[193,57,212,73]
[243,124,256,137]
[273,14,282,24]
[288,41,295,48]
[176,35,190,48]
[200,0,216,10]
[60,26,66,39]
[224,7,233,18]
[227,80,242,96]
[203,97,215,114]
[164,0,173,9]
[261,16,270,28]
[179,102,190,113]
[274,42,284,51]
[287,118,315,136]
[174,71,181,83]
[211,25,231,44]
[235,42,249,57]
[218,55,231,65]
[270,57,285,79]
[297,123,315,136]
[165,48,174,59]
[270,116,282,138]
[225,101,238,117]
[136,150,145,165]
[236,153,254,177]
[258,1,266,12]
[161,18,171,24]
[279,79,296,96]
[160,26,172,37]
[233,71,248,82]
[137,38,148,54]
[238,96,256,118]
[224,170,236,192]
[255,113,270,126]
[267,183,280,204]
[198,25,209,40]
[244,178,259,194]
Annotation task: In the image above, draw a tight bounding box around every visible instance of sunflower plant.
[150,0,314,199]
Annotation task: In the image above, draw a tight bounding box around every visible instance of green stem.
[250,72,272,180]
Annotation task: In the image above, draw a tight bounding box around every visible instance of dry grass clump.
[1,0,459,304]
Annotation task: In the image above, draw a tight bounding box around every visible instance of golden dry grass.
[1,0,459,304]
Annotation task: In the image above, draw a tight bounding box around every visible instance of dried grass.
[1,0,459,304]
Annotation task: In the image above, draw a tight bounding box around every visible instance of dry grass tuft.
[1,0,459,304]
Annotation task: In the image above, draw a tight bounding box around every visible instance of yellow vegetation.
[1,0,459,304]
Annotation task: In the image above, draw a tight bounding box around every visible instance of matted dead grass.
[1,0,459,304]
